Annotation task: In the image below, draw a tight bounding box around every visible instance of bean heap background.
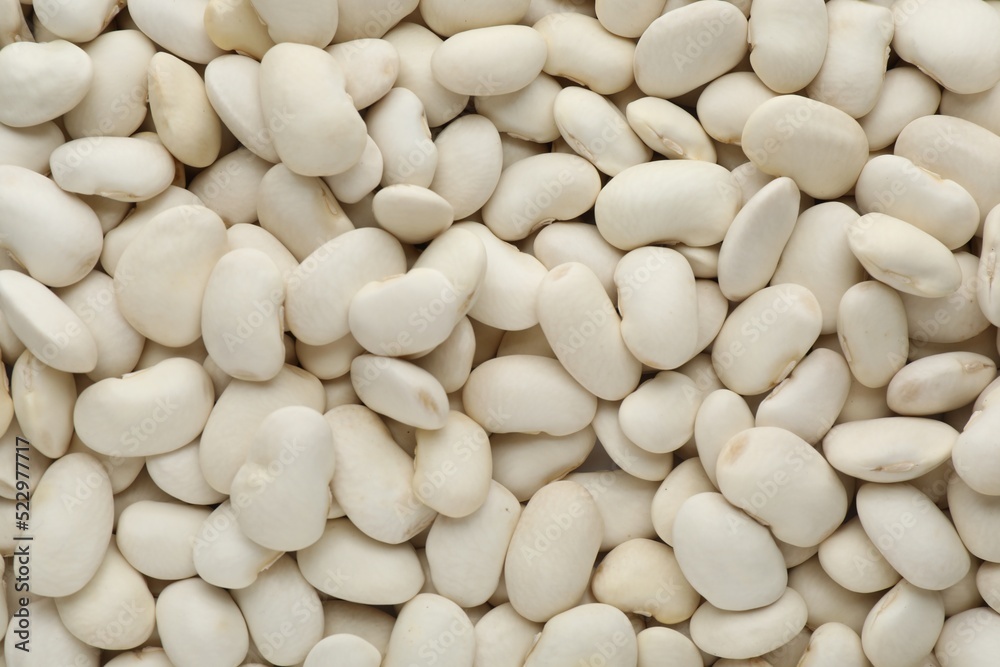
[1,0,1000,665]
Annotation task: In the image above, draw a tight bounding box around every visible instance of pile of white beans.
[2,0,1000,665]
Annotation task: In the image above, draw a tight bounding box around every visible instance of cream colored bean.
[155,578,249,667]
[204,0,276,60]
[651,458,715,546]
[934,607,1000,667]
[772,202,864,335]
[742,95,868,199]
[474,603,543,667]
[421,0,530,36]
[115,205,228,346]
[186,149,268,227]
[696,72,779,145]
[463,355,597,436]
[858,67,943,151]
[258,166,354,261]
[689,588,808,659]
[796,623,867,667]
[596,398,676,480]
[147,52,221,168]
[4,598,99,667]
[711,283,822,395]
[284,228,406,346]
[537,262,640,401]
[50,136,174,203]
[146,440,227,506]
[535,222,625,303]
[383,595,475,667]
[305,635,381,667]
[614,247,696,369]
[533,13,635,95]
[847,213,963,298]
[818,517,901,594]
[524,604,637,667]
[412,411,492,518]
[260,43,366,177]
[10,351,75,459]
[596,0,667,38]
[31,453,113,597]
[0,40,92,128]
[373,185,454,244]
[0,271,97,374]
[411,226,488,320]
[231,554,324,666]
[954,400,1000,495]
[382,22,468,127]
[837,281,908,388]
[636,627,702,667]
[595,160,740,250]
[54,540,155,650]
[117,500,211,580]
[756,348,851,444]
[718,177,799,301]
[626,96,715,162]
[0,121,64,174]
[325,39,399,112]
[718,427,848,547]
[74,357,212,458]
[895,115,1000,230]
[941,81,1000,137]
[474,74,562,143]
[427,114,503,219]
[192,501,281,589]
[322,135,383,205]
[127,0,226,64]
[748,0,827,94]
[634,1,748,99]
[325,405,436,544]
[351,355,449,429]
[824,417,957,483]
[673,492,787,611]
[592,538,699,624]
[855,155,979,250]
[432,26,546,97]
[412,318,476,394]
[230,406,334,551]
[893,0,1000,94]
[979,205,1000,326]
[857,482,970,590]
[490,428,595,502]
[204,55,278,164]
[504,481,603,622]
[806,0,892,118]
[200,365,324,494]
[425,480,520,606]
[619,372,700,453]
[100,187,202,276]
[694,389,753,487]
[249,0,337,47]
[298,517,424,604]
[454,222,548,331]
[887,352,996,416]
[862,580,944,667]
[554,86,652,176]
[482,153,602,241]
[367,86,438,187]
[948,475,1000,563]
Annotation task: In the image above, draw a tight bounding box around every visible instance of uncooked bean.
[748,0,828,94]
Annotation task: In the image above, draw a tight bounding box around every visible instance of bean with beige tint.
[947,475,1000,563]
[463,355,597,436]
[595,160,740,250]
[742,95,868,199]
[199,364,324,494]
[533,12,635,95]
[673,492,787,612]
[755,348,852,444]
[524,604,637,667]
[824,417,957,484]
[536,222,625,302]
[537,262,640,401]
[203,0,276,60]
[117,500,212,580]
[626,96,716,162]
[474,604,543,667]
[634,1,748,99]
[432,25,546,96]
[411,410,492,518]
[490,428,595,502]
[979,205,1000,326]
[554,86,652,176]
[818,517,901,594]
[886,352,997,416]
[474,74,562,144]
[592,398,671,481]
[383,595,475,667]
[696,72,779,146]
[147,52,221,169]
[382,22,468,128]
[856,482,970,591]
[482,153,602,241]
[858,67,943,151]
[204,55,278,164]
[748,0,828,94]
[565,469,658,551]
[651,458,716,546]
[192,501,281,590]
[114,205,228,347]
[366,86,438,188]
[504,481,603,622]
[689,588,809,660]
[5,598,99,667]
[260,43,367,177]
[862,579,945,667]
[618,372,700,454]
[325,405,436,544]
[0,40,93,128]
[806,0,892,118]
[837,281,909,388]
[953,401,1000,496]
[284,228,406,346]
[155,577,249,667]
